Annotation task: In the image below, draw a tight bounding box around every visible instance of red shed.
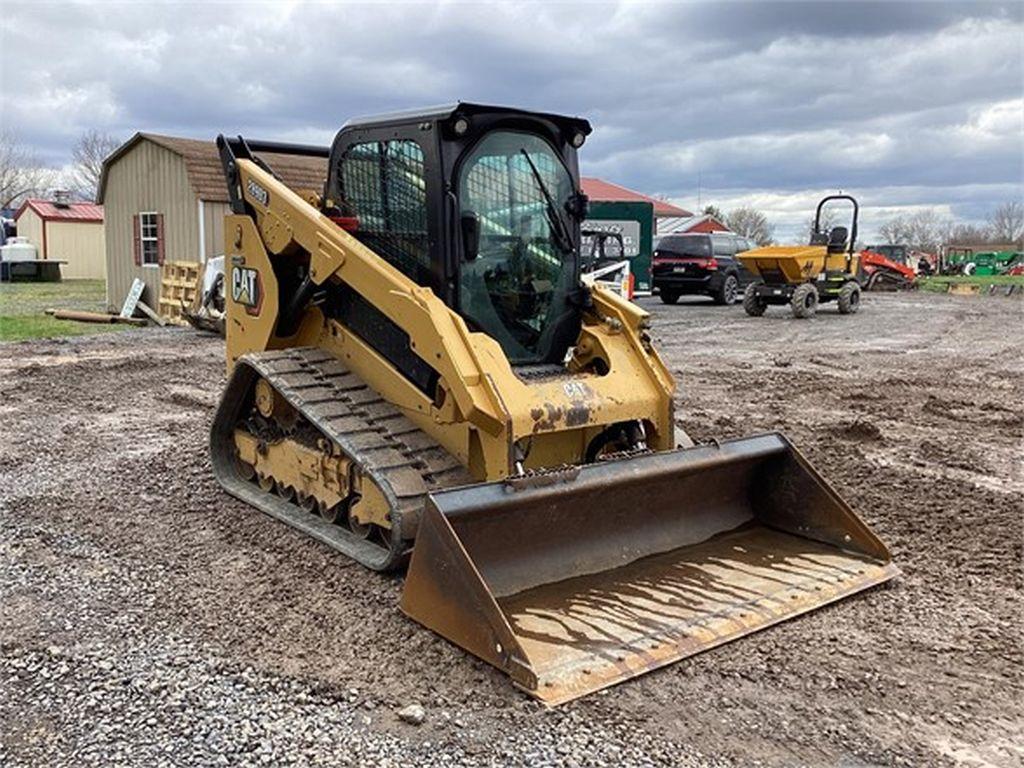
[671,213,731,234]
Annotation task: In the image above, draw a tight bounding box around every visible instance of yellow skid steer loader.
[210,104,896,704]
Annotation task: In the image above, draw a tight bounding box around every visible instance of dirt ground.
[1,290,1021,767]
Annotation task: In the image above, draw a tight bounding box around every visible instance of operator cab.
[582,230,627,270]
[324,103,592,365]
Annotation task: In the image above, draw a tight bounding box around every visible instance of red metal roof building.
[580,177,692,219]
[670,213,731,234]
[15,199,104,223]
[14,197,106,279]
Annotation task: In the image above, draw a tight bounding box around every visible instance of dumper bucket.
[400,433,897,705]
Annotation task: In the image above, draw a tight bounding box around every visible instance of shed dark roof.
[97,132,328,204]
[580,177,692,218]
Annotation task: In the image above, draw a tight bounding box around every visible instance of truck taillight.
[706,258,719,270]
[329,216,360,232]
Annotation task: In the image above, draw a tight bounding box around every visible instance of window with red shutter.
[138,212,161,266]
[132,213,141,266]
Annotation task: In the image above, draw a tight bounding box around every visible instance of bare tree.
[71,129,121,201]
[806,206,840,240]
[874,208,950,252]
[702,203,725,221]
[877,217,911,246]
[987,200,1024,244]
[725,206,774,245]
[946,222,992,246]
[0,130,54,209]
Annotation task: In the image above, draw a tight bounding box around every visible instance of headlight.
[571,131,586,148]
[453,117,470,136]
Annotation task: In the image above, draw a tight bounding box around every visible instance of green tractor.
[963,250,1023,276]
[941,247,973,275]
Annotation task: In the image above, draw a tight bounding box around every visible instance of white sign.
[581,219,641,258]
[120,278,145,318]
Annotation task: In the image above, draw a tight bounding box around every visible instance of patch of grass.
[0,315,126,342]
[0,279,130,341]
[920,275,1024,287]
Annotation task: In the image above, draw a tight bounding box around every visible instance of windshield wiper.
[519,149,574,255]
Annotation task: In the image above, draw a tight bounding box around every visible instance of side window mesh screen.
[337,140,430,285]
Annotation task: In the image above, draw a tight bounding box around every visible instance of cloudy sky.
[1,0,1021,239]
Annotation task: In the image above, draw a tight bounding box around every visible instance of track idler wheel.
[320,501,342,524]
[346,501,372,539]
[275,481,296,502]
[235,455,256,481]
[297,491,317,514]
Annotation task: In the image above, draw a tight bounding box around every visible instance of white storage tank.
[0,236,37,262]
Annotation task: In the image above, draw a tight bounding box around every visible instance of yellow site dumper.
[739,195,864,318]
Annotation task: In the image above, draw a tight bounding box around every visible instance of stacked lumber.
[159,261,202,325]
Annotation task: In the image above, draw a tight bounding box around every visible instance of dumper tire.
[837,281,861,314]
[743,283,767,316]
[791,283,818,319]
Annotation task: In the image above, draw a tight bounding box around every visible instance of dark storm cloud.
[1,1,1020,238]
[652,1,1019,43]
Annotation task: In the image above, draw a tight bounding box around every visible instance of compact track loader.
[210,104,896,704]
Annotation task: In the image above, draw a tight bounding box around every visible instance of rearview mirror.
[461,211,480,261]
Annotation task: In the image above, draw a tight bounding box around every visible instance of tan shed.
[14,197,106,279]
[97,133,327,311]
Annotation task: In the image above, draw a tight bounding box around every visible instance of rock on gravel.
[397,704,426,725]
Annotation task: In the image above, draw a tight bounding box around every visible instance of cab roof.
[341,101,592,136]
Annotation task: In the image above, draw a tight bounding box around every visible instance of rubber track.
[210,347,474,571]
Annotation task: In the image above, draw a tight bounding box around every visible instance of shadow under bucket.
[400,433,897,705]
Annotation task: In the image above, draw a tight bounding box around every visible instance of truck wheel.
[660,288,680,305]
[791,283,818,319]
[742,283,767,316]
[837,281,861,314]
[713,273,739,305]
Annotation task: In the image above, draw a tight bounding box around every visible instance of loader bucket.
[400,433,897,705]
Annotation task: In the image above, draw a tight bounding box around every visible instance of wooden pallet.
[159,261,202,325]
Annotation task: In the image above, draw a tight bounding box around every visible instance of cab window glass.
[456,131,577,364]
[336,140,430,285]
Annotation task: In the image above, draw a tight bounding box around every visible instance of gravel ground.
[1,290,1021,767]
